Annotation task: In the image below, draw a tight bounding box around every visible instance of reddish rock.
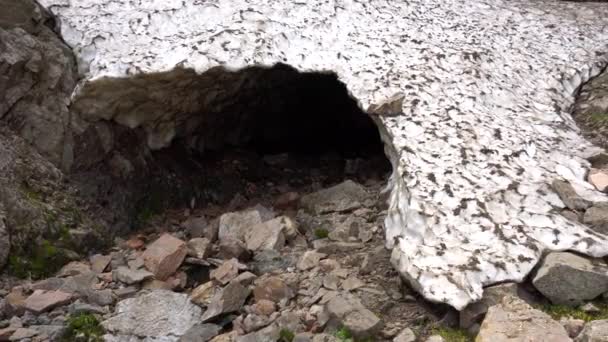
[142,234,187,280]
[126,237,145,250]
[589,169,608,192]
[24,290,73,314]
[5,288,26,316]
[210,258,240,285]
[274,192,300,210]
[0,327,16,341]
[254,299,276,316]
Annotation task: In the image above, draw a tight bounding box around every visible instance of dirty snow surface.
[40,0,608,309]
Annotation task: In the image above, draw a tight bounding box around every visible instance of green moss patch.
[538,303,608,322]
[431,327,472,342]
[314,228,329,239]
[8,239,71,279]
[62,313,104,342]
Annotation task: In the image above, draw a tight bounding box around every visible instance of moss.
[538,303,608,322]
[7,239,70,279]
[334,327,374,342]
[589,112,608,123]
[19,182,43,202]
[61,313,104,342]
[314,228,329,239]
[279,328,295,342]
[431,327,472,342]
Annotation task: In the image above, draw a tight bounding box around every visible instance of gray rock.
[182,216,209,238]
[251,250,297,275]
[113,266,154,285]
[393,328,416,342]
[202,281,251,322]
[187,237,213,259]
[575,319,608,342]
[89,254,112,273]
[325,294,382,338]
[476,296,571,342]
[297,251,327,271]
[552,180,592,211]
[218,210,263,242]
[300,180,369,214]
[35,325,66,341]
[219,237,252,261]
[245,216,297,252]
[583,202,608,235]
[102,290,203,341]
[533,252,608,306]
[560,317,585,338]
[68,302,107,315]
[236,323,279,342]
[0,204,8,270]
[179,323,222,342]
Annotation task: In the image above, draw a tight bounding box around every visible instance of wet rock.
[24,290,73,314]
[218,210,263,242]
[142,233,187,280]
[532,252,608,306]
[201,281,251,322]
[301,180,369,214]
[552,180,592,211]
[560,317,585,338]
[298,251,326,271]
[219,237,252,261]
[113,266,154,285]
[211,258,240,285]
[89,254,112,273]
[588,170,608,192]
[182,216,209,239]
[583,202,608,235]
[188,237,212,259]
[325,294,382,338]
[102,290,203,341]
[575,319,608,341]
[253,276,294,303]
[477,296,570,341]
[179,323,222,342]
[393,328,416,342]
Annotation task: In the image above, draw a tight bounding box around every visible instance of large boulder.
[38,0,608,309]
[575,319,608,342]
[0,0,77,169]
[532,252,608,306]
[477,296,571,342]
[102,290,203,341]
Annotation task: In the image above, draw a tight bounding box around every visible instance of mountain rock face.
[38,0,608,309]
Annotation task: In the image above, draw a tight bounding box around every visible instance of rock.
[246,216,298,252]
[425,336,446,342]
[142,233,187,280]
[298,251,326,271]
[532,252,608,306]
[581,303,601,313]
[312,334,339,342]
[560,317,585,338]
[253,276,294,303]
[325,294,382,338]
[37,0,608,310]
[90,254,112,273]
[254,299,276,316]
[393,328,416,342]
[234,272,257,287]
[24,290,72,314]
[211,258,240,285]
[552,180,592,211]
[583,202,608,235]
[68,302,107,315]
[218,210,263,242]
[113,266,154,285]
[301,180,369,214]
[589,170,608,192]
[342,277,364,291]
[575,319,608,342]
[210,331,238,342]
[179,323,222,342]
[476,296,571,342]
[191,282,219,306]
[127,256,145,270]
[143,279,173,290]
[102,290,203,341]
[5,289,26,317]
[201,281,251,322]
[274,192,300,210]
[0,208,8,270]
[251,250,297,274]
[182,216,209,239]
[0,327,16,341]
[323,275,340,291]
[294,333,313,342]
[187,237,212,259]
[328,216,362,242]
[9,327,37,340]
[113,286,138,300]
[219,238,252,261]
[459,282,534,329]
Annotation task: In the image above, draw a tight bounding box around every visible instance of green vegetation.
[538,303,608,322]
[8,239,69,279]
[589,112,608,123]
[431,327,472,342]
[279,328,295,342]
[20,182,43,202]
[314,228,329,239]
[334,327,374,342]
[61,313,104,342]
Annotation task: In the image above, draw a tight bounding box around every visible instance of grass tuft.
[314,228,329,239]
[62,313,104,341]
[538,302,608,322]
[431,327,472,342]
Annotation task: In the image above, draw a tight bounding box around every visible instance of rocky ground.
[3,148,608,342]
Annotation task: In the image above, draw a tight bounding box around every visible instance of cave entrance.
[132,63,392,225]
